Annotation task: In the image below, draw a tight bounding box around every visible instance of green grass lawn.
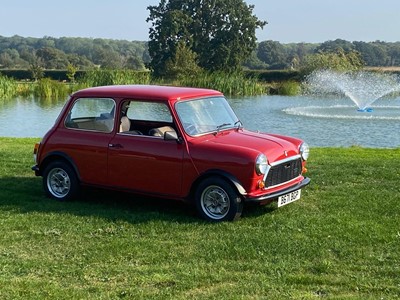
[0,137,399,299]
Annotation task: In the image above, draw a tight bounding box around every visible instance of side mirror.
[164,131,179,141]
[164,131,184,144]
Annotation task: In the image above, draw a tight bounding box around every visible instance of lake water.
[1,94,400,148]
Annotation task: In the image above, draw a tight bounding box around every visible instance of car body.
[32,85,310,221]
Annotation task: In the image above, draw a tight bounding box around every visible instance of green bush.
[300,49,364,75]
[277,81,301,96]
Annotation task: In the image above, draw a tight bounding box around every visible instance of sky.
[1,0,399,43]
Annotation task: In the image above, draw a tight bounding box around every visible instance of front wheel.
[195,177,243,222]
[42,161,79,201]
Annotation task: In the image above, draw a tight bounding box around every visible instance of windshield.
[175,97,240,136]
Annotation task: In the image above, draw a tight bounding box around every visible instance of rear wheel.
[195,177,243,222]
[43,161,79,201]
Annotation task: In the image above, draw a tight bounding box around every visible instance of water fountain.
[284,69,400,120]
[305,70,400,111]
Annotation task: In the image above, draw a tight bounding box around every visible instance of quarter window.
[65,98,115,133]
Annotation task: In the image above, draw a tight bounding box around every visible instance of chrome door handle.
[109,143,123,148]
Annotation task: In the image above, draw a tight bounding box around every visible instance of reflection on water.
[1,94,400,148]
[0,96,67,138]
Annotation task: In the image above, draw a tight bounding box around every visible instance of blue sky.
[1,0,399,43]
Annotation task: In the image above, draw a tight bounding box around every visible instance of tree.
[353,41,389,67]
[66,53,94,69]
[300,48,364,75]
[164,41,203,79]
[243,50,268,70]
[92,45,123,69]
[125,54,145,70]
[315,39,354,53]
[387,43,400,66]
[29,60,44,81]
[36,47,69,69]
[66,63,78,82]
[147,0,266,76]
[257,40,288,69]
[0,52,13,68]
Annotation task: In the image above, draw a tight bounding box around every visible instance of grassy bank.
[0,137,399,299]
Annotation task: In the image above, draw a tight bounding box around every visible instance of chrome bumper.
[245,177,311,202]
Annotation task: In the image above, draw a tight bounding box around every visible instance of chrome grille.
[265,158,302,187]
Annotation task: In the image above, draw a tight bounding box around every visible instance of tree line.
[1,35,400,74]
[0,35,149,71]
[248,39,400,70]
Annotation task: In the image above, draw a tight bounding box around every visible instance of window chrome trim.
[64,97,116,133]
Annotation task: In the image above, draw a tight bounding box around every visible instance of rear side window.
[65,98,116,133]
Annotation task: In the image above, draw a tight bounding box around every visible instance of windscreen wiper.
[214,123,232,135]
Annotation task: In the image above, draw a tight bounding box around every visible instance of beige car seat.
[149,126,176,137]
[120,116,131,132]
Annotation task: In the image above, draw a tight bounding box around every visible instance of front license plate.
[278,189,301,207]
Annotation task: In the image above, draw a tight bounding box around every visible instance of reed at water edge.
[175,71,267,96]
[1,69,273,99]
[0,74,18,99]
[34,78,69,99]
[76,69,151,88]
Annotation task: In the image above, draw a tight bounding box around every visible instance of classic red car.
[32,85,310,221]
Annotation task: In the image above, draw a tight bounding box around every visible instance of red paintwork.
[35,85,308,202]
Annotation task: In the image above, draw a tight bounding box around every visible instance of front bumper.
[32,165,40,176]
[244,177,311,202]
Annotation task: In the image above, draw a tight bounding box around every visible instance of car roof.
[71,85,223,103]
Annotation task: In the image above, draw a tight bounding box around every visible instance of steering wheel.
[184,123,197,135]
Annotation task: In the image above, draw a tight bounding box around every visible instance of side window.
[120,100,176,137]
[126,101,172,122]
[65,98,115,133]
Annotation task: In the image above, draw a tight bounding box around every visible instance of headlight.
[300,142,310,161]
[255,154,268,175]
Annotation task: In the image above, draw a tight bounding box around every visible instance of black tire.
[195,177,243,222]
[42,161,79,201]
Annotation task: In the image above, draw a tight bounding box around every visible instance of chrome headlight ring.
[300,142,310,161]
[255,154,268,175]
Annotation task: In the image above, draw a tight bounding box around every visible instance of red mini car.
[32,85,310,221]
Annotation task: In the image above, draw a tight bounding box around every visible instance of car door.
[107,100,184,197]
[59,97,116,185]
[107,134,184,197]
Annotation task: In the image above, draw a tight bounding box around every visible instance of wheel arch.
[39,151,80,180]
[188,169,247,202]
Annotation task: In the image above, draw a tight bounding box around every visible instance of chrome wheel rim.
[47,168,71,198]
[200,185,230,220]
